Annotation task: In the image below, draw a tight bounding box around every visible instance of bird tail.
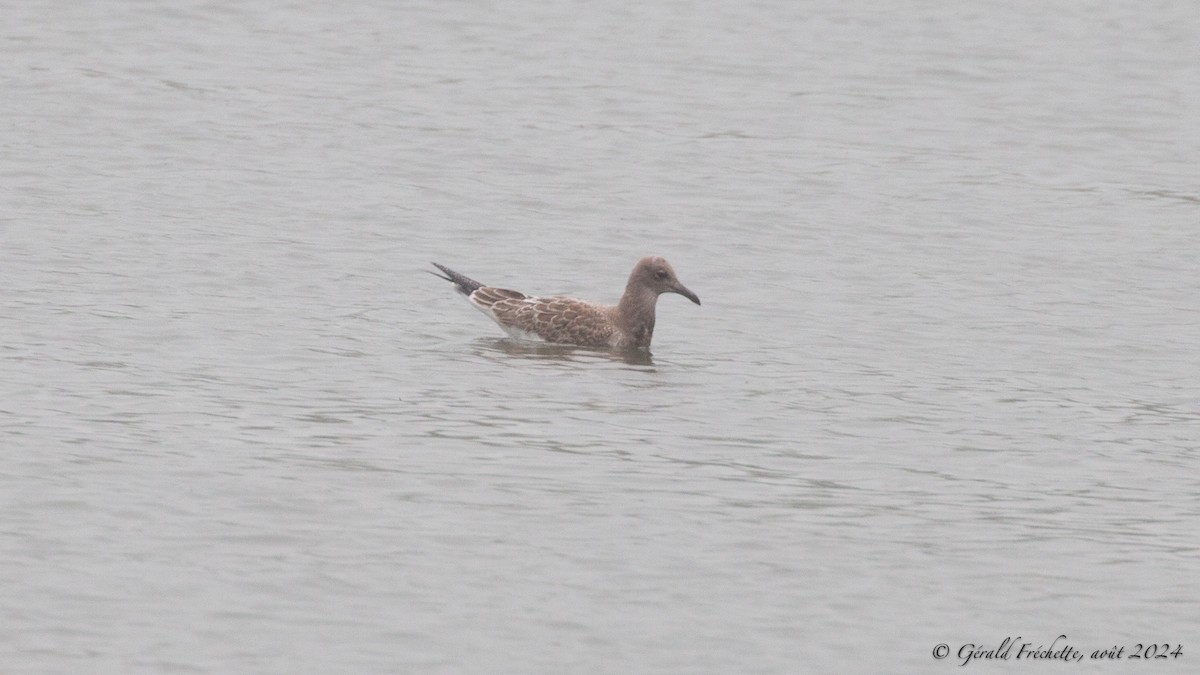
[428,262,485,296]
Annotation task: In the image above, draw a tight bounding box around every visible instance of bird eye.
[655,270,668,280]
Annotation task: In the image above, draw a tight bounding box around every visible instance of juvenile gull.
[429,256,701,350]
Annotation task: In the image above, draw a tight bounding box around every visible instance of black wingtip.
[427,263,453,283]
[429,262,485,296]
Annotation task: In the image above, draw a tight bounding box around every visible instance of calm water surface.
[2,1,1198,673]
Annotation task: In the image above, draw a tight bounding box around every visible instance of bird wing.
[470,290,616,347]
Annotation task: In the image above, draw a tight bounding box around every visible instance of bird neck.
[617,284,658,347]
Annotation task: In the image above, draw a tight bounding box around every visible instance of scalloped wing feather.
[469,289,617,347]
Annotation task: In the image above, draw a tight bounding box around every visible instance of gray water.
[3,1,1198,673]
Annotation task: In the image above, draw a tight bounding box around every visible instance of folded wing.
[470,290,616,347]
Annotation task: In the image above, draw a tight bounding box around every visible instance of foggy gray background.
[3,1,1197,672]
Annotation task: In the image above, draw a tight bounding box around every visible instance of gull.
[430,256,701,350]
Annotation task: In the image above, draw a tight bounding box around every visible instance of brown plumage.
[430,256,701,350]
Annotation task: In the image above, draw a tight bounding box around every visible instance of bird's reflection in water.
[470,338,656,368]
